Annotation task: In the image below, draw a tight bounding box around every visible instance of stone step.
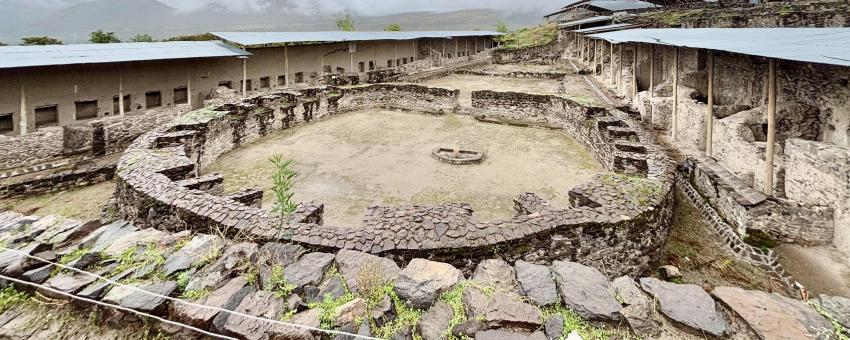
[175,173,224,194]
[614,151,649,176]
[614,141,647,154]
[607,126,638,141]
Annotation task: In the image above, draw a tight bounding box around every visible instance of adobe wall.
[113,83,676,277]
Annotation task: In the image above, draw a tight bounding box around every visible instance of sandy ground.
[777,244,850,297]
[205,109,601,226]
[0,180,114,221]
[421,73,603,107]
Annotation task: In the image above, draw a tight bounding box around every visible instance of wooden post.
[601,40,605,78]
[706,51,715,156]
[284,45,290,85]
[595,40,600,74]
[618,44,623,95]
[118,70,125,115]
[455,39,458,58]
[413,40,417,61]
[764,58,777,195]
[672,47,680,140]
[632,45,638,99]
[394,41,398,67]
[610,42,614,85]
[649,45,655,98]
[18,73,27,135]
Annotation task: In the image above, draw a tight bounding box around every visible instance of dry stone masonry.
[111,82,677,278]
[0,211,842,339]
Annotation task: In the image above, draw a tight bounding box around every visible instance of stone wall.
[784,138,850,256]
[0,105,188,173]
[113,83,676,277]
[492,41,565,65]
[0,163,115,199]
[622,0,850,28]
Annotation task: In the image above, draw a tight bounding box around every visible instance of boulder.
[640,277,728,337]
[175,276,255,328]
[817,294,850,330]
[102,228,169,257]
[418,301,453,340]
[335,250,400,294]
[370,294,396,327]
[515,260,559,306]
[102,281,177,313]
[475,329,548,340]
[544,314,564,340]
[186,242,257,292]
[43,272,99,294]
[162,234,222,277]
[0,242,49,276]
[222,291,312,340]
[283,252,335,292]
[307,274,346,304]
[258,242,306,268]
[484,292,543,329]
[395,259,464,309]
[452,320,487,338]
[612,276,659,337]
[289,308,321,330]
[77,220,136,252]
[472,259,517,292]
[658,265,682,281]
[462,285,491,320]
[335,298,368,327]
[551,261,620,321]
[713,286,830,340]
[21,265,52,284]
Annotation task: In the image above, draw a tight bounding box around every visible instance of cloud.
[157,0,562,15]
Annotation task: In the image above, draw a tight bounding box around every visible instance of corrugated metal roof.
[559,15,613,28]
[0,41,250,69]
[587,28,850,67]
[573,23,638,34]
[586,0,659,11]
[212,31,504,48]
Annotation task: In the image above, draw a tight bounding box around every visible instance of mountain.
[0,0,544,45]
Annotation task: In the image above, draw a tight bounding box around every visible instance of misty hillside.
[0,0,544,44]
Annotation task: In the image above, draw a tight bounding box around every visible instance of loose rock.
[551,261,620,321]
[484,292,543,329]
[473,259,517,293]
[395,258,464,309]
[713,286,830,340]
[419,301,453,340]
[515,260,559,306]
[335,250,400,294]
[640,277,728,337]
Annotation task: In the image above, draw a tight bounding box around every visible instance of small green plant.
[373,286,423,338]
[310,292,356,329]
[181,288,212,301]
[266,265,297,298]
[58,247,89,265]
[439,281,473,339]
[269,154,299,230]
[0,286,29,313]
[176,272,191,292]
[810,302,850,340]
[542,305,621,340]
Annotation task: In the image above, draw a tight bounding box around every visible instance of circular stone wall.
[113,83,676,277]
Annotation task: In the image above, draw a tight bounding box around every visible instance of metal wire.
[0,246,383,340]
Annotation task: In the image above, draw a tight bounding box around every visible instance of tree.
[89,30,121,43]
[384,23,401,31]
[269,154,298,235]
[165,33,218,41]
[335,14,355,31]
[495,22,510,33]
[21,36,63,45]
[131,33,153,42]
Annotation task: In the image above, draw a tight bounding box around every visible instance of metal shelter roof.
[573,23,638,34]
[0,41,250,69]
[211,31,504,48]
[559,15,613,28]
[585,0,659,11]
[587,28,850,67]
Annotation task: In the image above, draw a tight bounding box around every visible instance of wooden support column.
[455,39,458,57]
[595,40,600,74]
[618,44,624,95]
[601,40,605,77]
[649,45,655,98]
[672,47,680,140]
[413,40,417,61]
[706,51,715,156]
[394,41,398,67]
[632,45,638,99]
[18,73,27,135]
[764,58,777,195]
[186,66,192,108]
[610,42,614,85]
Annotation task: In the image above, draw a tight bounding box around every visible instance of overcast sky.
[8,0,565,15]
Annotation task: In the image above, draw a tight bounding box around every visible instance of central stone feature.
[432,145,486,165]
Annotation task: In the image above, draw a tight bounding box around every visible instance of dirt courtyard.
[205,110,602,226]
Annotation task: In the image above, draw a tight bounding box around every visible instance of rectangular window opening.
[240,79,252,91]
[260,77,270,88]
[34,105,58,128]
[145,91,162,109]
[173,87,188,105]
[0,113,12,134]
[323,65,332,73]
[358,62,365,73]
[75,100,98,120]
[387,59,394,68]
[368,61,375,71]
[295,72,304,83]
[218,81,232,89]
[113,94,131,114]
